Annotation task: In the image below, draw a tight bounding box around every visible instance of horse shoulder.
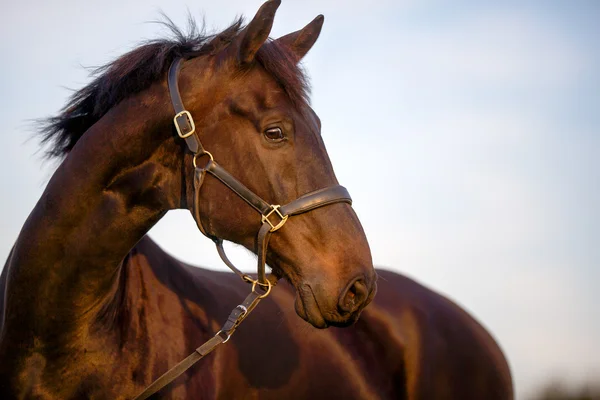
[0,236,215,399]
[92,236,223,398]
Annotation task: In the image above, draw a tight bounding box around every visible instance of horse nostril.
[338,278,369,314]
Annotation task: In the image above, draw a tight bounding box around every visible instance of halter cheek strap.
[192,165,211,236]
[134,57,353,399]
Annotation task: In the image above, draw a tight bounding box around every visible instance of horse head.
[169,0,377,328]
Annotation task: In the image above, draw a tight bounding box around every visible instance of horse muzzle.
[294,271,377,329]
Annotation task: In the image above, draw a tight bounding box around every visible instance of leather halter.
[170,57,352,286]
[134,58,352,399]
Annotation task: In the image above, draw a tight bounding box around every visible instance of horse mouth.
[294,283,328,329]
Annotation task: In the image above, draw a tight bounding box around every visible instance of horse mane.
[39,15,310,159]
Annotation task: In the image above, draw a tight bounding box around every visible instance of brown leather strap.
[133,281,276,400]
[255,222,273,284]
[133,335,225,400]
[280,185,351,216]
[168,58,204,154]
[215,239,251,281]
[205,162,352,219]
[168,58,187,115]
[192,167,212,238]
[214,225,271,286]
[205,160,272,215]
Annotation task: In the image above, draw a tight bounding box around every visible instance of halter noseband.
[133,58,353,399]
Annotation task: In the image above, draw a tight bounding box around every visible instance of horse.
[0,1,513,398]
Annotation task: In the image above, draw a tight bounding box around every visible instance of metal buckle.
[173,110,196,139]
[261,205,288,232]
[216,330,231,343]
[235,305,248,318]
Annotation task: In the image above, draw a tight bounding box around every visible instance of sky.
[1,0,598,397]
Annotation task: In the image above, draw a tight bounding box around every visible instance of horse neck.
[5,83,185,337]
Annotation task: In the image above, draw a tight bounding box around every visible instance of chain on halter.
[134,57,354,399]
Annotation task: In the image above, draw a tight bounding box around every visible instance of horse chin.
[294,283,328,329]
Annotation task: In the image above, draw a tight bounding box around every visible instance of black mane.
[39,15,309,158]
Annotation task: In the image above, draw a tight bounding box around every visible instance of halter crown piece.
[134,58,353,399]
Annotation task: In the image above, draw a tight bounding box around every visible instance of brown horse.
[0,1,512,398]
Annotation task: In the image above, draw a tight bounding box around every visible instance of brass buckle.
[173,110,196,139]
[261,205,288,232]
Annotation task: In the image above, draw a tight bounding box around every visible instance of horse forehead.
[226,92,319,135]
[227,89,282,111]
[223,69,317,128]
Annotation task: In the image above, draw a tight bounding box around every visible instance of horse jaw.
[294,283,328,329]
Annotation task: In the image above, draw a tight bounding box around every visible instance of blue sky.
[1,0,598,397]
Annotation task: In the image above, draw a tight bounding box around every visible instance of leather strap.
[193,167,212,238]
[281,185,351,216]
[168,58,204,154]
[168,58,186,114]
[205,160,272,215]
[133,282,275,400]
[255,223,273,284]
[133,335,224,400]
[215,239,251,282]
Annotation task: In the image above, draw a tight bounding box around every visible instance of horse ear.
[276,15,324,62]
[236,0,281,65]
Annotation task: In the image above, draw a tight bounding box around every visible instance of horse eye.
[264,127,285,142]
